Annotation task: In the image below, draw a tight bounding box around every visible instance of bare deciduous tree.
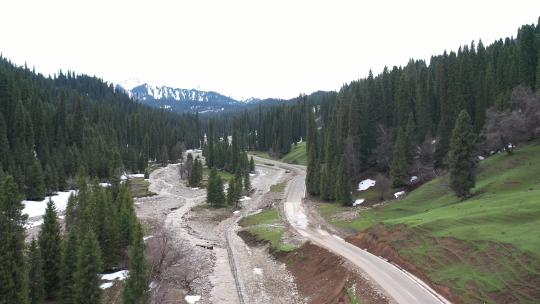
[482,86,540,155]
[374,173,391,201]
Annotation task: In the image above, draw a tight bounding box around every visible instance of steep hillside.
[319,141,540,303]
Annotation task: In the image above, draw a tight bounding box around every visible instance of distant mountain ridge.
[116,80,262,113]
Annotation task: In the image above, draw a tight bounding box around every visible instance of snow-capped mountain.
[116,81,261,113]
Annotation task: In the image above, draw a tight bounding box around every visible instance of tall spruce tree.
[76,231,102,304]
[28,239,44,304]
[38,199,62,300]
[306,104,320,195]
[206,168,225,206]
[249,156,255,172]
[26,159,46,201]
[390,127,409,187]
[60,230,79,304]
[0,176,29,304]
[335,155,352,206]
[448,110,477,198]
[123,224,148,304]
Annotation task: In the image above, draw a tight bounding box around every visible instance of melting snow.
[100,282,113,289]
[478,156,485,160]
[143,235,153,241]
[185,295,201,304]
[25,219,44,229]
[410,176,418,183]
[394,191,406,199]
[240,196,251,201]
[101,270,129,281]
[358,179,376,191]
[99,182,111,187]
[191,187,199,190]
[149,281,158,289]
[233,210,240,214]
[23,190,78,218]
[253,268,263,276]
[121,173,145,180]
[353,199,365,207]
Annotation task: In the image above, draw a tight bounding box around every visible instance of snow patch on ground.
[25,219,43,229]
[101,270,129,281]
[143,235,153,241]
[99,182,111,187]
[394,191,406,199]
[100,282,113,289]
[23,190,78,218]
[191,187,200,190]
[233,210,240,214]
[410,176,418,183]
[121,173,145,180]
[249,173,256,177]
[358,179,376,191]
[353,199,365,206]
[253,268,263,276]
[478,155,485,160]
[240,196,251,201]
[185,295,201,304]
[149,281,158,289]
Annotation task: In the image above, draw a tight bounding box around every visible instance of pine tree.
[0,176,29,304]
[206,168,225,206]
[38,199,62,300]
[249,156,255,172]
[335,155,352,206]
[243,170,251,192]
[405,114,416,164]
[76,231,102,304]
[117,186,137,248]
[306,104,320,195]
[448,110,477,198]
[28,239,44,304]
[26,159,46,201]
[226,178,235,206]
[390,127,409,187]
[123,224,148,304]
[60,230,79,304]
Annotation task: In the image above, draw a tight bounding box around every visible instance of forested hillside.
[0,57,201,200]
[305,19,540,201]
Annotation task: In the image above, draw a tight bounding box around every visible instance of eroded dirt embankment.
[239,230,389,304]
[346,224,540,304]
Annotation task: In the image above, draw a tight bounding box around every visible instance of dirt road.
[253,156,451,304]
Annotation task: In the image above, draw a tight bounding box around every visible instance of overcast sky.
[1,1,539,99]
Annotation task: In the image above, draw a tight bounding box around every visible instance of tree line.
[305,18,540,203]
[0,57,201,201]
[0,172,148,304]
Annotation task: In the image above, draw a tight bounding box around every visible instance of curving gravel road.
[253,156,451,304]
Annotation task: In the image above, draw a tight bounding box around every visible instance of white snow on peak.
[118,78,145,91]
[358,179,376,191]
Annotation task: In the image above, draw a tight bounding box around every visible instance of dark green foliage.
[188,157,203,187]
[226,178,236,206]
[76,231,102,304]
[206,168,225,207]
[306,104,320,195]
[60,230,79,304]
[38,199,61,300]
[123,224,148,304]
[243,170,251,192]
[449,111,478,198]
[335,155,352,206]
[390,128,409,187]
[28,239,44,304]
[25,160,46,201]
[0,176,29,304]
[249,156,255,172]
[117,186,137,249]
[0,57,201,198]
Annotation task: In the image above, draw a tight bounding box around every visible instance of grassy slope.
[320,141,540,302]
[240,208,295,252]
[281,142,307,166]
[250,141,307,166]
